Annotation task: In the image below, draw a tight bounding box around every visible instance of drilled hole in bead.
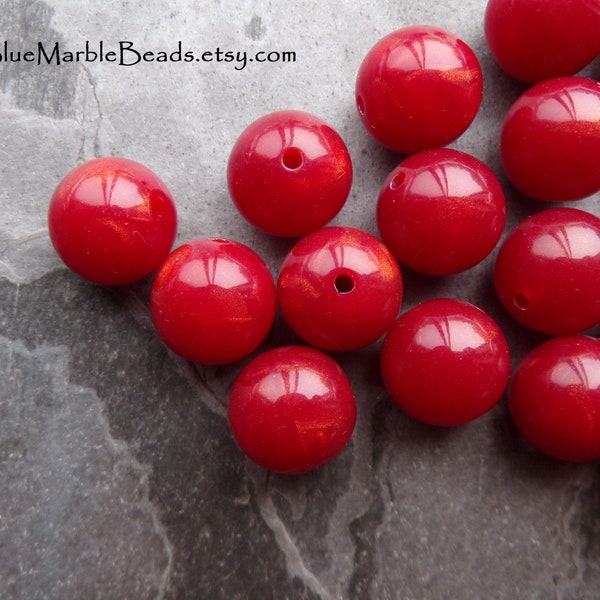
[356,95,365,115]
[334,273,355,294]
[282,147,303,170]
[513,293,530,311]
[390,172,406,190]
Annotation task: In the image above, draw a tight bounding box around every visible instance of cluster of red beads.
[48,0,600,473]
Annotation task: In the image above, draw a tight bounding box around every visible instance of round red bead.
[509,335,600,462]
[500,77,600,202]
[484,0,600,84]
[277,226,403,352]
[228,345,357,474]
[377,148,506,275]
[494,208,600,335]
[380,298,511,427]
[48,157,177,286]
[227,110,353,237]
[150,238,276,365]
[355,25,483,154]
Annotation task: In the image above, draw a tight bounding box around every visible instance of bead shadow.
[343,106,407,234]
[371,395,463,464]
[398,266,459,312]
[489,400,591,487]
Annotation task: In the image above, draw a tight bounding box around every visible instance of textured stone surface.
[0,1,599,599]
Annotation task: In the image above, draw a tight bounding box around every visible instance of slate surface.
[0,1,599,599]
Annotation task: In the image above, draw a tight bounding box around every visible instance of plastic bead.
[150,238,276,365]
[48,157,177,286]
[509,335,600,462]
[228,345,357,474]
[484,0,600,83]
[380,298,511,426]
[377,148,506,275]
[277,226,403,352]
[355,25,483,154]
[494,208,600,335]
[227,110,353,237]
[500,77,600,202]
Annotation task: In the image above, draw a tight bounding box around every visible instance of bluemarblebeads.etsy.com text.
[0,40,296,71]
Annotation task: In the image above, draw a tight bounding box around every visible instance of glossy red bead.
[227,110,353,237]
[277,226,403,352]
[48,157,177,286]
[509,335,600,462]
[494,208,600,335]
[355,25,483,155]
[484,0,600,83]
[228,345,357,474]
[377,148,506,275]
[380,298,511,427]
[500,77,600,202]
[150,238,276,365]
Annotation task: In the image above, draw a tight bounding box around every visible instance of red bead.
[227,110,353,237]
[228,345,357,474]
[380,298,511,427]
[377,148,506,275]
[150,238,276,365]
[48,157,177,286]
[277,226,403,352]
[484,0,600,83]
[509,335,600,462]
[355,25,483,155]
[500,77,600,202]
[494,208,600,335]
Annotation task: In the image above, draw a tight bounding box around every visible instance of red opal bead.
[355,25,483,155]
[48,157,177,286]
[228,345,357,474]
[494,208,600,335]
[380,298,511,427]
[377,148,506,275]
[500,77,600,202]
[509,335,600,462]
[227,110,353,237]
[150,238,276,365]
[484,0,600,83]
[277,226,403,352]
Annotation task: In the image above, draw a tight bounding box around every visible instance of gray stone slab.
[1,1,599,599]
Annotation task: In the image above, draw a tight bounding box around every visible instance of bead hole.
[390,172,406,190]
[513,293,530,311]
[282,147,303,170]
[356,95,365,115]
[334,273,355,294]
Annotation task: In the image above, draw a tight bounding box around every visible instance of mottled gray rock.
[0,336,172,599]
[1,0,599,599]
